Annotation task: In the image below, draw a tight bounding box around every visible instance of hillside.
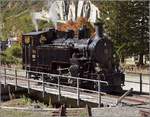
[1,0,51,40]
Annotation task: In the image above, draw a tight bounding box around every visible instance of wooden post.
[42,73,45,98]
[149,74,150,101]
[25,70,27,78]
[27,71,30,94]
[86,104,92,117]
[98,80,101,107]
[15,69,17,90]
[116,88,133,105]
[60,104,66,116]
[4,68,6,87]
[77,78,80,106]
[140,73,142,94]
[58,76,61,102]
[8,85,12,100]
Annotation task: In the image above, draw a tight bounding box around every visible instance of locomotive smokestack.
[94,22,103,39]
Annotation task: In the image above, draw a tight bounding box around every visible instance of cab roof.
[22,30,49,36]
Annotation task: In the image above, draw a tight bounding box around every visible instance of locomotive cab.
[22,29,56,70]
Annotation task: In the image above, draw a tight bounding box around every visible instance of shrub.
[0,44,22,65]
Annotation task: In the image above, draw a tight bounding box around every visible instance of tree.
[127,1,149,65]
[96,1,149,65]
[0,44,22,66]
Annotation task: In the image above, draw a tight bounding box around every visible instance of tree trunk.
[139,53,144,66]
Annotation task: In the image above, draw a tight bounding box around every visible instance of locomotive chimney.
[94,22,103,39]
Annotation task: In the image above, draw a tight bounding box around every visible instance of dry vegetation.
[57,17,94,34]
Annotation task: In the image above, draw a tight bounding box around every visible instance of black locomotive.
[22,22,125,92]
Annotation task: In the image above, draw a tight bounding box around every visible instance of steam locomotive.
[22,22,125,92]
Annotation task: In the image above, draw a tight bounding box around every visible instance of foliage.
[57,17,94,34]
[0,1,53,66]
[19,95,32,105]
[1,0,50,40]
[38,20,53,30]
[96,1,149,65]
[0,44,22,65]
[1,1,149,66]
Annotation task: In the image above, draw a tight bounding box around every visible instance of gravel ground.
[91,106,142,117]
[1,106,148,117]
[0,108,88,117]
[0,109,54,117]
[1,101,150,117]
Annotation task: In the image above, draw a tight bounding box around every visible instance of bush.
[0,44,22,65]
[9,44,22,58]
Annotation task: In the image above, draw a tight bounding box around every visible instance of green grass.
[1,95,48,108]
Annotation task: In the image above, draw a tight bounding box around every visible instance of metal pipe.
[94,22,103,39]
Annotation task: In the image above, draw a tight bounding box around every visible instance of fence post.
[4,68,6,87]
[149,73,150,104]
[98,79,101,107]
[86,104,92,117]
[58,76,61,102]
[42,73,45,98]
[140,73,142,94]
[25,70,27,78]
[77,78,80,107]
[15,69,17,90]
[27,71,30,94]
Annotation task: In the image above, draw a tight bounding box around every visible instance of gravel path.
[91,106,146,117]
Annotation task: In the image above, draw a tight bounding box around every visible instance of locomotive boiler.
[22,22,125,92]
